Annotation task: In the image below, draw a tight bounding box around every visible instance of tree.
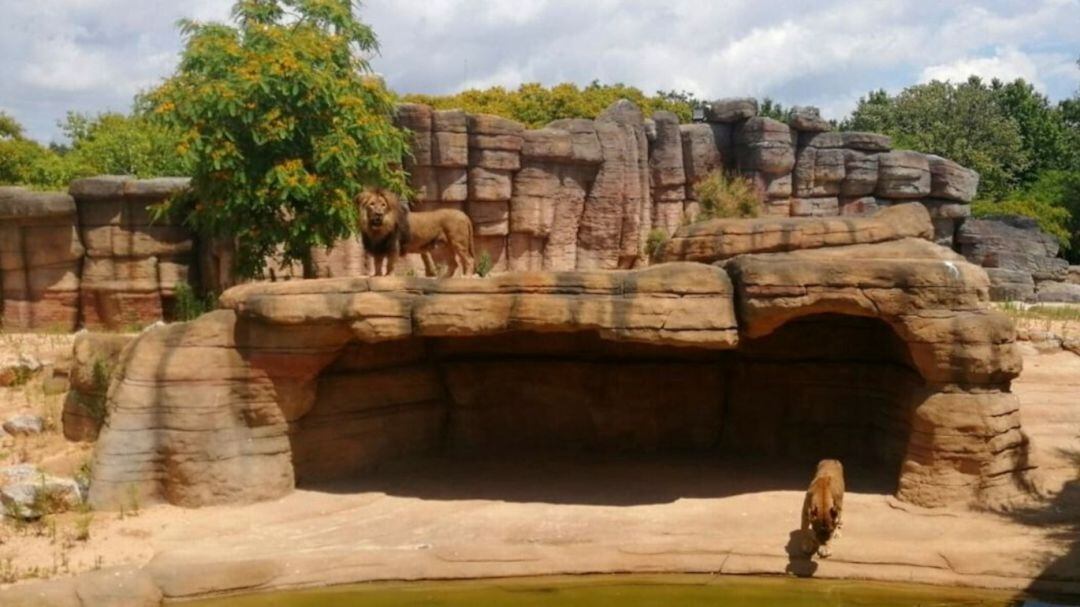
[146,0,409,278]
[404,81,695,127]
[0,111,24,140]
[758,98,788,121]
[844,77,1029,201]
[989,79,1076,181]
[60,112,184,178]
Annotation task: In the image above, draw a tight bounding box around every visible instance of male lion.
[355,188,475,277]
[801,459,845,558]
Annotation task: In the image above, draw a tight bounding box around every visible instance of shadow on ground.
[1014,449,1080,601]
[300,454,897,507]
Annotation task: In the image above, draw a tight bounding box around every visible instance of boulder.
[957,217,1068,284]
[394,103,433,131]
[468,167,513,201]
[546,118,604,164]
[649,111,686,188]
[679,123,725,190]
[2,413,45,435]
[431,109,468,133]
[794,146,845,196]
[735,117,795,175]
[1068,266,1080,285]
[1,465,83,519]
[0,188,83,331]
[839,196,885,216]
[431,132,468,167]
[788,106,830,132]
[983,269,1034,301]
[469,148,521,171]
[658,202,933,263]
[71,176,194,329]
[790,197,839,217]
[521,128,573,161]
[467,113,524,136]
[0,354,42,387]
[1035,281,1080,303]
[876,151,931,198]
[63,332,134,442]
[577,101,650,269]
[705,97,758,123]
[928,155,979,202]
[839,150,879,196]
[841,132,891,152]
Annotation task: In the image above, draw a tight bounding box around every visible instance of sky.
[1,0,1078,144]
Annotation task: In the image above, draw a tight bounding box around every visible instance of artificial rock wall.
[396,98,982,276]
[86,204,1035,511]
[2,98,1069,332]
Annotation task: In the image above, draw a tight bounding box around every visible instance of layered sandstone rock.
[62,331,134,442]
[89,208,1032,511]
[957,216,1070,301]
[71,176,194,329]
[656,202,934,263]
[89,263,737,507]
[0,187,83,331]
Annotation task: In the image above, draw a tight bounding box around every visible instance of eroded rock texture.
[71,176,194,329]
[957,216,1072,302]
[89,207,1033,511]
[0,187,83,330]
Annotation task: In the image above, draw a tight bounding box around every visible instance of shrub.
[172,281,218,322]
[645,228,669,260]
[972,196,1071,249]
[475,251,493,277]
[692,171,762,220]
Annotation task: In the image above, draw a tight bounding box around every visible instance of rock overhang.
[221,262,740,350]
[86,204,1034,511]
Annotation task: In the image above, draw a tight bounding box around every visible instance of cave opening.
[288,313,923,501]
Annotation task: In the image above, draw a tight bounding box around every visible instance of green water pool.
[188,574,1077,606]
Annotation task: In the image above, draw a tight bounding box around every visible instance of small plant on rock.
[476,251,493,277]
[172,281,217,322]
[692,171,762,220]
[645,228,669,261]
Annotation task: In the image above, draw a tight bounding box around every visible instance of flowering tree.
[147,0,408,278]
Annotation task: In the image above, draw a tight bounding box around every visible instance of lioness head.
[356,189,399,231]
[809,499,839,542]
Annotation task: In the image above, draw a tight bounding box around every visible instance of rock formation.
[88,204,1033,511]
[4,98,1074,334]
[0,187,83,331]
[957,216,1079,302]
[70,176,194,329]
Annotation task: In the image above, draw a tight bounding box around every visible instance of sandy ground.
[0,329,1078,599]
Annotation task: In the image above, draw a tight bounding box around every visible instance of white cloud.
[1,0,1078,142]
[920,47,1044,88]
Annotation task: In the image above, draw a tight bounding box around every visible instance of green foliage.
[982,169,1080,260]
[645,228,669,260]
[758,98,789,121]
[59,112,184,177]
[405,81,696,127]
[971,196,1071,248]
[844,78,1028,201]
[171,281,217,321]
[145,0,409,278]
[0,111,181,189]
[0,111,24,139]
[692,171,762,220]
[475,251,493,277]
[75,357,114,426]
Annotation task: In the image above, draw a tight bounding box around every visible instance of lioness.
[355,188,475,277]
[801,459,844,558]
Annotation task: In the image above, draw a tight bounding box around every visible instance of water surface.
[189,574,1078,607]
